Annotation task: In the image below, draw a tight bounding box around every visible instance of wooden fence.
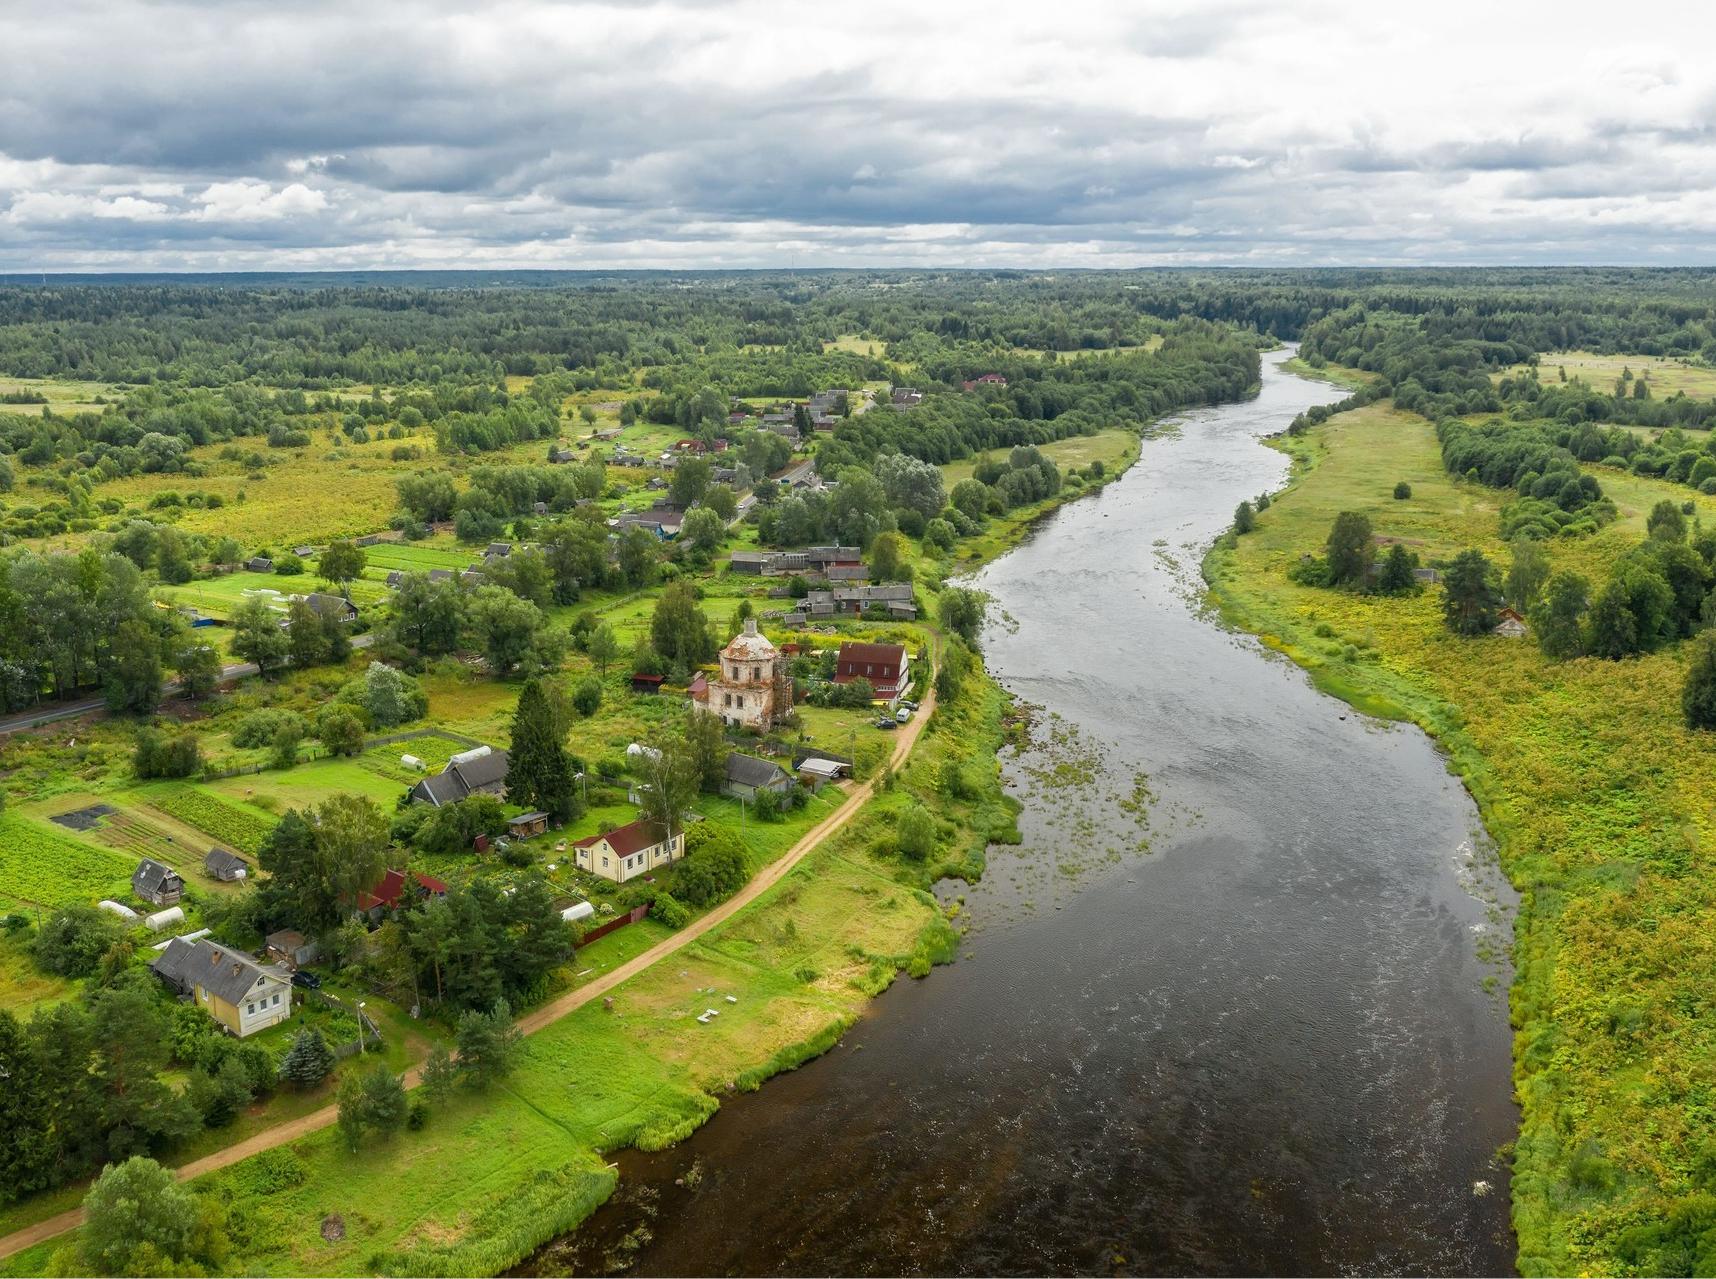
[575,903,650,949]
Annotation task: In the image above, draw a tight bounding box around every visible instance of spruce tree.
[278,1027,335,1090]
[506,679,579,823]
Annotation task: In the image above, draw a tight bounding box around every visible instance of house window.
[246,1002,255,1015]
[272,993,281,1006]
[601,855,609,868]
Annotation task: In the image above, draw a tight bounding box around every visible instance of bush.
[233,708,308,749]
[648,892,691,928]
[1393,481,1412,500]
[134,728,202,779]
[33,905,127,977]
[896,807,937,861]
[572,675,602,718]
[674,823,749,906]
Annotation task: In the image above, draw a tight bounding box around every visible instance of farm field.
[1206,399,1716,1274]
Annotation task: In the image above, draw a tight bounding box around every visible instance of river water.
[520,349,1519,1276]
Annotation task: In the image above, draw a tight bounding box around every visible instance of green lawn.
[1505,350,1716,400]
[939,427,1138,487]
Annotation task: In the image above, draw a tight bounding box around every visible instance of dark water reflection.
[518,350,1518,1277]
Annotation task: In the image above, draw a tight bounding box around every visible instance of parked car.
[899,699,918,711]
[875,717,898,731]
[291,970,322,990]
[895,707,912,724]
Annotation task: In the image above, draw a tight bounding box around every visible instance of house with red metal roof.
[832,640,912,705]
[573,817,685,884]
[356,869,448,921]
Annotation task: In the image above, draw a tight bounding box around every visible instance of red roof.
[687,672,709,700]
[574,817,666,858]
[357,869,448,912]
[833,641,908,696]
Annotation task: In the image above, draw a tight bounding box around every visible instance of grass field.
[1502,351,1716,400]
[0,376,121,416]
[1011,336,1165,359]
[0,812,139,909]
[939,427,1139,488]
[823,335,884,357]
[1206,399,1716,1275]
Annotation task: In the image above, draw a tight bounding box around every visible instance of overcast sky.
[2,0,1713,271]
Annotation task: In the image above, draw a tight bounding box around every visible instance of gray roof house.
[245,556,273,573]
[151,938,292,1038]
[203,848,249,882]
[723,752,795,800]
[133,858,185,907]
[409,747,511,806]
[298,592,357,623]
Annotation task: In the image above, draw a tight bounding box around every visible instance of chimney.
[743,618,758,636]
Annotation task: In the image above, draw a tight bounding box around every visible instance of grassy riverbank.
[1205,400,1716,1276]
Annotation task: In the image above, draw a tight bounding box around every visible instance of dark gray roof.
[385,570,406,588]
[132,858,183,897]
[204,848,248,875]
[409,749,509,805]
[301,593,356,620]
[154,938,282,1005]
[150,936,198,991]
[187,939,284,1005]
[726,752,790,789]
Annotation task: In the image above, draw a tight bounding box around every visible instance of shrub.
[1393,481,1412,500]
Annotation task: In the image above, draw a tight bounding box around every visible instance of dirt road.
[0,684,936,1262]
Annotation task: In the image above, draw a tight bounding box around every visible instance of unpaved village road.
[0,681,937,1262]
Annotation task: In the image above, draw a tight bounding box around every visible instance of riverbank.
[1205,398,1716,1275]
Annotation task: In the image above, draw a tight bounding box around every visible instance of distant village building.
[408,746,510,806]
[708,618,790,730]
[151,938,292,1039]
[1494,607,1530,638]
[573,817,685,884]
[891,388,924,408]
[132,858,185,907]
[962,373,1008,392]
[245,556,273,573]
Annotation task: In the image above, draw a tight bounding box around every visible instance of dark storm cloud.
[0,0,1713,268]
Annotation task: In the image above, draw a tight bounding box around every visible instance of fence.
[575,903,650,949]
[298,985,384,1058]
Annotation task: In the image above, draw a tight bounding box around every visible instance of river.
[519,349,1519,1276]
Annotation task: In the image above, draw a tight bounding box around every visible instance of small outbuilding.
[204,848,249,882]
[508,811,550,840]
[265,929,319,970]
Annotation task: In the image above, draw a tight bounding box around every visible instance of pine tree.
[506,679,579,823]
[278,1027,335,1090]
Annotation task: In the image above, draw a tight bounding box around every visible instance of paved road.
[0,634,375,736]
[0,679,936,1261]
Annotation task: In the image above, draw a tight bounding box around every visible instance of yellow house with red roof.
[573,817,685,884]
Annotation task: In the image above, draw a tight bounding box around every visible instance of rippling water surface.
[519,350,1518,1277]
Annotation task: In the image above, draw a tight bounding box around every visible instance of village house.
[548,446,577,464]
[151,938,292,1039]
[356,868,448,922]
[834,640,912,705]
[132,858,185,907]
[573,817,685,884]
[245,555,273,573]
[891,387,924,408]
[962,373,1008,391]
[788,584,916,622]
[723,752,794,801]
[708,618,790,730]
[484,542,514,560]
[297,592,358,623]
[1494,607,1530,638]
[408,746,510,806]
[203,848,248,882]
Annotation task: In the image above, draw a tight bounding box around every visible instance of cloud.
[0,0,1712,268]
